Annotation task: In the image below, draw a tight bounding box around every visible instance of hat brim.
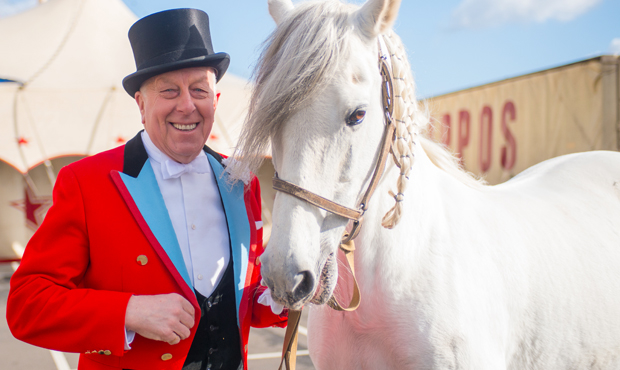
[122,52,230,97]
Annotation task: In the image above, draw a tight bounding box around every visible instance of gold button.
[98,350,105,355]
[161,353,173,361]
[104,350,111,356]
[255,256,260,266]
[137,255,148,266]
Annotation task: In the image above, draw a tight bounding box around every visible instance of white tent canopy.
[0,0,250,175]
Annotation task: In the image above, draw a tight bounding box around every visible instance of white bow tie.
[161,155,210,180]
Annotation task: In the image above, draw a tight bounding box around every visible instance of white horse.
[229,0,620,368]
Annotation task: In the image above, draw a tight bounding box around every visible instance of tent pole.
[43,160,56,186]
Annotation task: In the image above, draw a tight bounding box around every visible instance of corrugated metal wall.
[425,56,620,184]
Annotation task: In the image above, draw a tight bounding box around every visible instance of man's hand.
[125,293,195,345]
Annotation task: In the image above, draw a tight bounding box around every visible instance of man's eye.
[160,89,178,98]
[346,109,366,126]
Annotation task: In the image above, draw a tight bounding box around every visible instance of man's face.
[135,67,220,164]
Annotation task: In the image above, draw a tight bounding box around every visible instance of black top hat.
[122,8,230,97]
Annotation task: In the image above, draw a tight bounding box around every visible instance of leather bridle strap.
[278,309,302,370]
[272,176,363,221]
[326,237,361,311]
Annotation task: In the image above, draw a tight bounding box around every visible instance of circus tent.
[0,0,252,259]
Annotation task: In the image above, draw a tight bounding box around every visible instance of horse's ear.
[268,0,294,24]
[353,0,402,38]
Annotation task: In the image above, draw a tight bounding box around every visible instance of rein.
[274,36,396,370]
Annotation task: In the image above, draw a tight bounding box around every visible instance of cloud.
[0,0,37,19]
[611,38,620,55]
[450,0,602,29]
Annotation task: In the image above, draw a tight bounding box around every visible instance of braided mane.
[379,30,484,227]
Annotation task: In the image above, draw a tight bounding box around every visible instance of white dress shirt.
[125,131,231,349]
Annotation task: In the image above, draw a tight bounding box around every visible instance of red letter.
[457,110,470,162]
[441,114,451,147]
[479,106,493,173]
[501,101,517,170]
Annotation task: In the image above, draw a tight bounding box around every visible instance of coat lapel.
[110,133,195,302]
[207,153,251,328]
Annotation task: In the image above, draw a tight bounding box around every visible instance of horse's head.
[234,0,408,310]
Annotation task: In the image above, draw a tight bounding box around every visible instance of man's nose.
[176,90,196,114]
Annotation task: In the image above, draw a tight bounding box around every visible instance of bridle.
[274,36,397,370]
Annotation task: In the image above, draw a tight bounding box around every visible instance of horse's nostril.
[290,270,315,302]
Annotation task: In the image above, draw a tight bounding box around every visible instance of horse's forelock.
[228,1,358,182]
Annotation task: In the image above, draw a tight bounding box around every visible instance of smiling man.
[7,8,286,370]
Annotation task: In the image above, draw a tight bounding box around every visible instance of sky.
[0,0,619,98]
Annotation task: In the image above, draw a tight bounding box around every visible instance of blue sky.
[1,0,619,98]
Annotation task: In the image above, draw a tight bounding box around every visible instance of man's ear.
[135,91,146,125]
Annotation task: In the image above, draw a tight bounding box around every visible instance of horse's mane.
[228,0,483,202]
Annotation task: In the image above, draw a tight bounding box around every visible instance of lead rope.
[278,309,301,370]
[276,35,395,370]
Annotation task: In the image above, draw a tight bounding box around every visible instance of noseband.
[275,36,397,370]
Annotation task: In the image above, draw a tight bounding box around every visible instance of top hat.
[122,8,230,97]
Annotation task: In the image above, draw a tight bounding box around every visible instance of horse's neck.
[353,145,475,296]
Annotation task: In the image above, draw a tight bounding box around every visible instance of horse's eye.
[346,109,366,126]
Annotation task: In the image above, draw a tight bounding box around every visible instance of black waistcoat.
[182,259,242,370]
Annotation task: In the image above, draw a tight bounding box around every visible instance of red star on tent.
[209,133,219,141]
[116,136,126,144]
[10,187,53,231]
[17,137,29,145]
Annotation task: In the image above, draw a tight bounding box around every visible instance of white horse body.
[309,149,620,369]
[230,0,620,368]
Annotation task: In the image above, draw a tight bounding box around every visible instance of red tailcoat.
[7,133,286,369]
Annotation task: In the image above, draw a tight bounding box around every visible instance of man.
[7,8,286,370]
